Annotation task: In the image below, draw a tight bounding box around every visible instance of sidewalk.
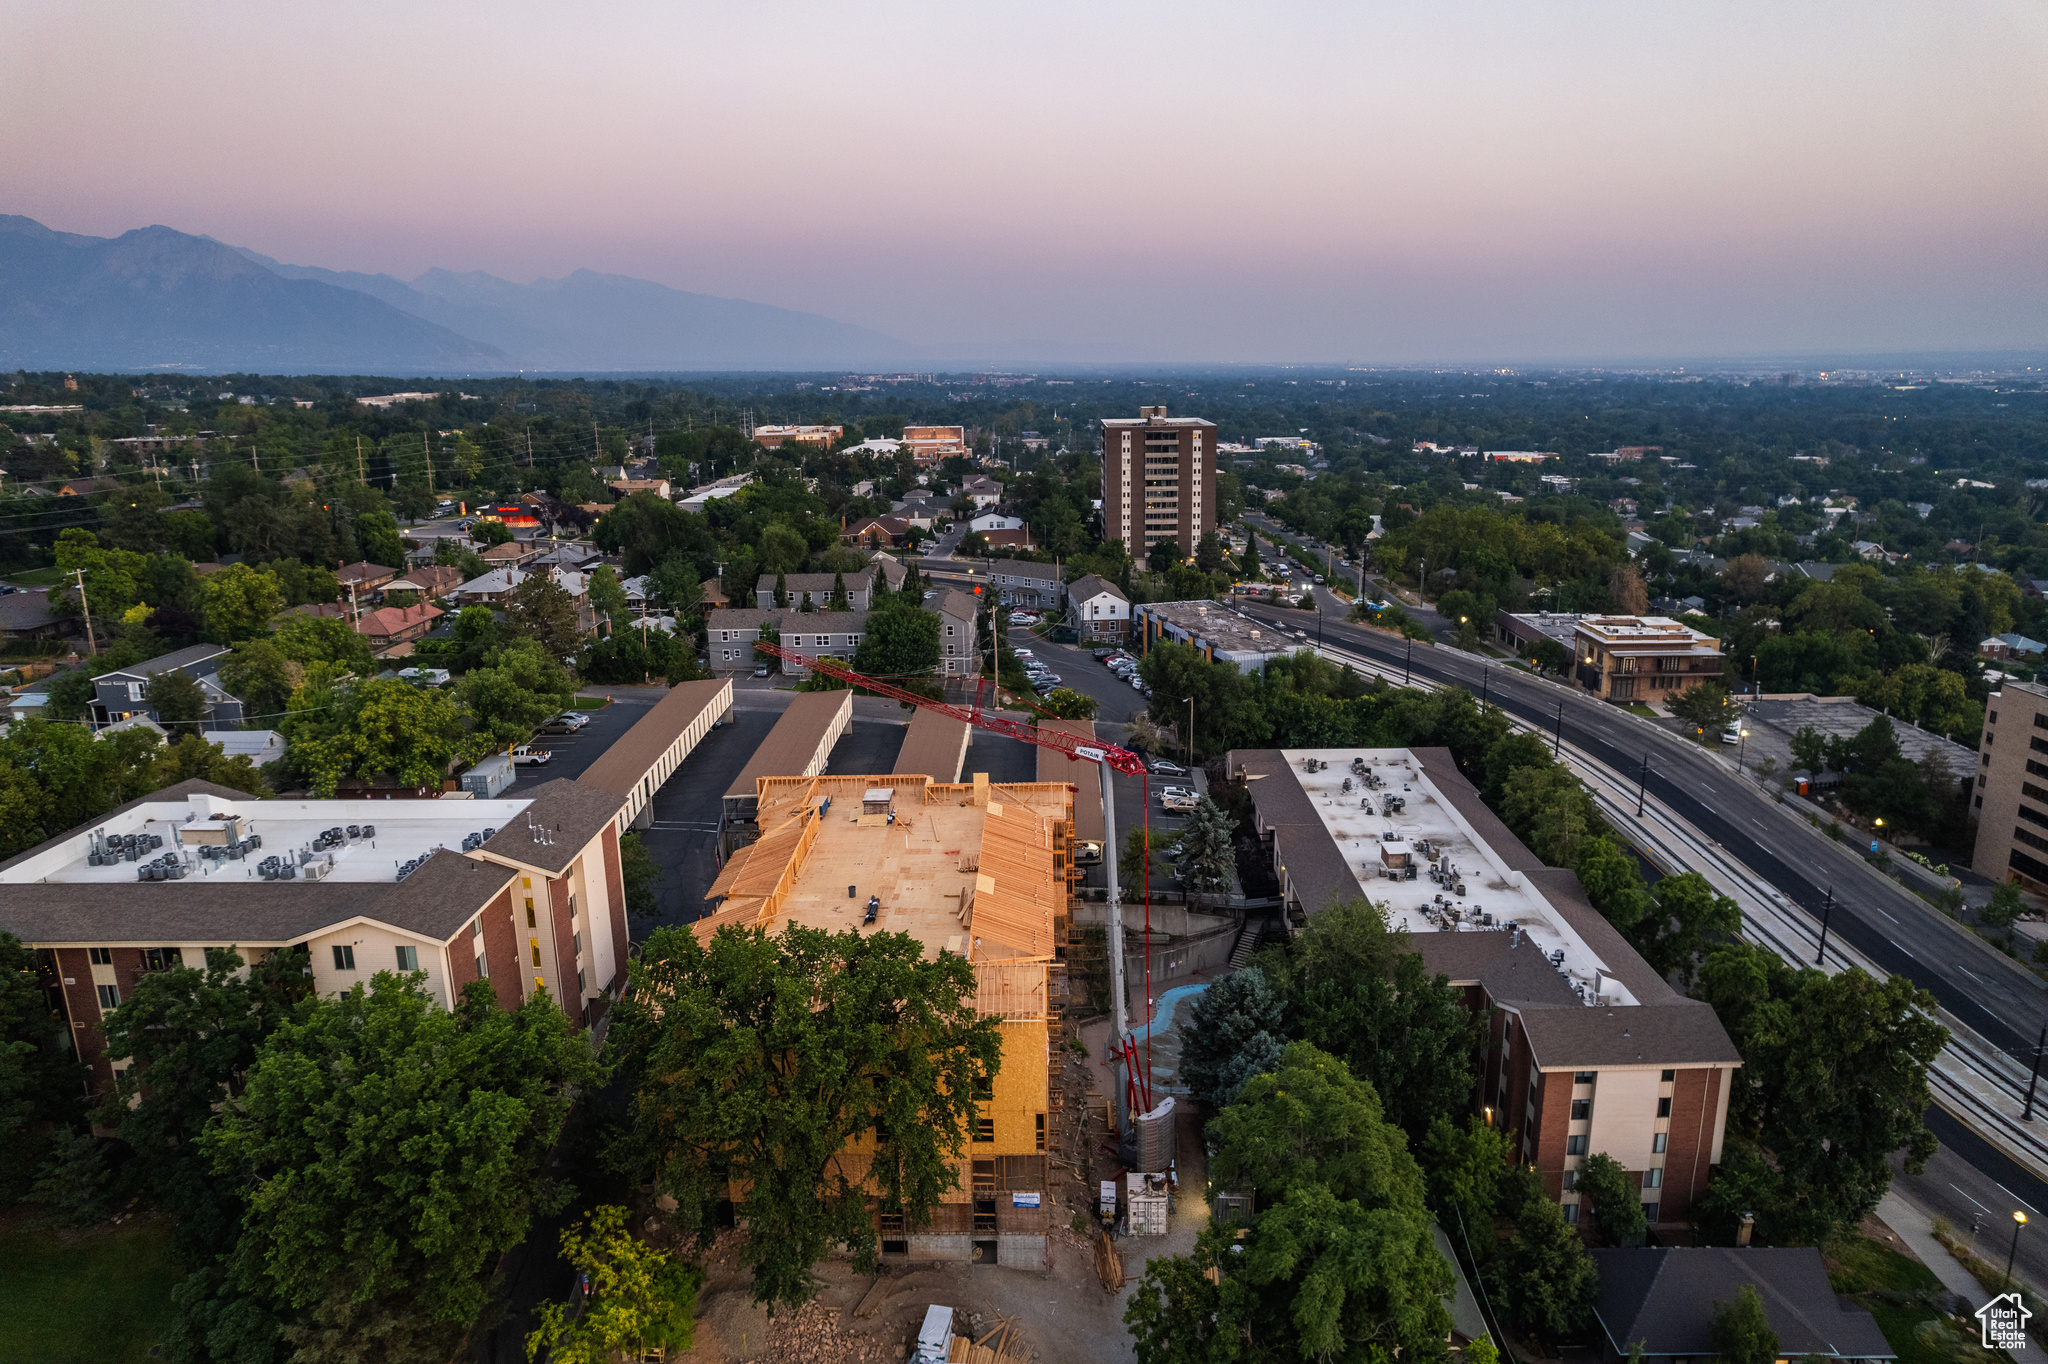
[1878,1190,1984,1309]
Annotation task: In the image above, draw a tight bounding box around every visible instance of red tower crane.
[752,641,1165,1119]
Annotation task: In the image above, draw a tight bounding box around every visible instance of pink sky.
[4,0,2045,361]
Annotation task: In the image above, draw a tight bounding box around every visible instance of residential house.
[969,511,1025,534]
[961,476,1004,509]
[986,559,1062,610]
[354,603,446,655]
[1591,1247,1891,1363]
[337,561,398,594]
[1067,574,1130,644]
[0,589,77,644]
[844,516,913,550]
[384,565,464,601]
[609,478,671,500]
[930,590,980,677]
[754,567,880,612]
[1979,634,2047,663]
[449,567,596,634]
[90,644,242,731]
[980,529,1037,552]
[707,608,781,672]
[479,540,543,569]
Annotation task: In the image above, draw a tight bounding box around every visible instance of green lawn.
[4,567,64,587]
[1826,1235,2009,1364]
[0,1213,181,1363]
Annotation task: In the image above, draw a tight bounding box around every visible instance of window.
[530,938,542,967]
[1652,1132,1667,1154]
[1562,1203,1580,1225]
[1566,1135,1587,1156]
[576,968,586,993]
[1657,1097,1672,1118]
[1036,1113,1046,1152]
[332,945,356,971]
[395,946,419,972]
[1561,1169,1577,1192]
[1660,1069,1676,1082]
[96,983,120,1010]
[973,1118,994,1143]
[1642,1202,1659,1224]
[89,947,113,966]
[143,947,183,972]
[476,952,488,979]
[1570,1100,1591,1121]
[471,916,482,939]
[1573,1070,1595,1084]
[525,899,537,927]
[571,932,582,958]
[1644,1167,1663,1189]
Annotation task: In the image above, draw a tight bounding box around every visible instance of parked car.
[1074,840,1104,866]
[544,712,589,731]
[1156,785,1196,802]
[510,745,552,766]
[1012,649,1035,660]
[1148,759,1189,777]
[754,662,771,678]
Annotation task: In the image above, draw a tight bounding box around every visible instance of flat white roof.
[0,792,538,886]
[1280,749,1637,1008]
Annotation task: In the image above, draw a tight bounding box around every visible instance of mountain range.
[0,214,918,374]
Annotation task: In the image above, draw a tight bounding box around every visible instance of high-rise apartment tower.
[1100,407,1216,558]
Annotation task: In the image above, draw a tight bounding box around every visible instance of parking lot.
[499,687,663,795]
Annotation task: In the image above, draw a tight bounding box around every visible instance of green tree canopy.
[507,572,585,661]
[200,563,284,642]
[145,668,209,733]
[1180,966,1287,1108]
[295,677,485,795]
[206,976,600,1360]
[0,930,85,1197]
[609,922,1002,1310]
[1710,1284,1779,1364]
[851,599,940,679]
[459,638,578,746]
[1576,1152,1646,1247]
[524,1205,701,1364]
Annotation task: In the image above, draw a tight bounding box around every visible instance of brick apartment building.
[1230,746,1741,1231]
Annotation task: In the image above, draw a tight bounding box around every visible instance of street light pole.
[1553,698,1564,757]
[2007,1211,2027,1291]
[2024,1021,2047,1122]
[1636,751,1651,817]
[1404,634,1413,686]
[1736,726,1750,774]
[1814,886,1834,965]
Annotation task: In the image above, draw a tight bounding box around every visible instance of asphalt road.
[1236,591,2048,1281]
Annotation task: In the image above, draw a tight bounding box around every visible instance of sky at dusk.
[4,0,2046,364]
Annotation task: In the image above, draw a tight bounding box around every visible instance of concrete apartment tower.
[1100,406,1217,559]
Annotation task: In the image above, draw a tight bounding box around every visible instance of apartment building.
[0,778,634,1094]
[1570,616,1725,702]
[1099,406,1217,557]
[932,589,982,676]
[1230,746,1741,1231]
[1973,678,2048,892]
[698,770,1072,1265]
[754,567,883,611]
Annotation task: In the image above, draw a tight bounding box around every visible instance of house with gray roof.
[1592,1247,1892,1362]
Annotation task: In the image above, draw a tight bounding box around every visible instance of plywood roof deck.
[697,775,1073,1005]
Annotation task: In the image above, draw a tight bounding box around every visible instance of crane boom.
[753,642,1149,775]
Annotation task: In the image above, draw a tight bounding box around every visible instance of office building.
[1099,406,1217,557]
[1974,678,2048,891]
[1231,746,1741,1230]
[1134,600,1294,670]
[752,424,843,450]
[901,425,968,465]
[699,769,1073,1264]
[1570,616,1725,703]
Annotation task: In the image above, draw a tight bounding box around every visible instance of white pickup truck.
[511,745,552,767]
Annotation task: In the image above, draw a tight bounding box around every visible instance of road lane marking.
[1951,1182,1993,1213]
[1996,1182,2041,1216]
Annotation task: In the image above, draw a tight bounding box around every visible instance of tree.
[206,976,600,1362]
[587,564,629,627]
[851,602,940,679]
[1982,880,2027,935]
[1417,1114,1514,1243]
[507,573,585,660]
[470,518,513,547]
[1669,681,1739,732]
[619,831,660,924]
[1497,1193,1598,1350]
[1195,532,1227,575]
[0,931,85,1198]
[1119,826,1175,896]
[773,571,788,607]
[1180,967,1287,1108]
[145,668,210,733]
[1634,872,1740,987]
[219,640,301,724]
[1528,637,1571,676]
[97,946,305,1261]
[609,923,1002,1310]
[295,677,484,795]
[460,639,578,746]
[524,1205,701,1364]
[1239,536,1262,580]
[1176,796,1236,899]
[1709,1284,1779,1364]
[1208,1042,1426,1209]
[1790,724,1828,775]
[1147,539,1177,574]
[273,612,376,676]
[1575,1152,1645,1247]
[1695,942,1946,1243]
[1039,687,1098,720]
[201,563,284,642]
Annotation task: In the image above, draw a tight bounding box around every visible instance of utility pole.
[356,436,365,486]
[1813,886,1835,964]
[1404,634,1413,686]
[1553,697,1564,756]
[424,433,434,495]
[74,568,97,656]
